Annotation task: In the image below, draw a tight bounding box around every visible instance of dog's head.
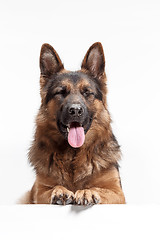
[39,42,108,148]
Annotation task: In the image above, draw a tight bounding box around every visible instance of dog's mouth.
[60,121,85,148]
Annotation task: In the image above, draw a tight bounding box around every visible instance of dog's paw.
[51,186,74,205]
[74,189,100,205]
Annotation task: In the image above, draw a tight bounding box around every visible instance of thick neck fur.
[28,106,121,185]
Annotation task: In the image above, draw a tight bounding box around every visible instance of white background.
[0,0,160,206]
[0,1,160,239]
[0,205,160,240]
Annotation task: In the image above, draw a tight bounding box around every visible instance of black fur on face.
[44,71,103,139]
[45,72,103,104]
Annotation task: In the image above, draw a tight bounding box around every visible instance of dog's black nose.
[68,104,84,117]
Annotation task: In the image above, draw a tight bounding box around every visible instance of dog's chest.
[49,151,94,189]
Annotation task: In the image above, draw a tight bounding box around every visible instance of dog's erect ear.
[81,42,105,78]
[40,43,64,77]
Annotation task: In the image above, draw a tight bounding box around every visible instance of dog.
[20,42,125,204]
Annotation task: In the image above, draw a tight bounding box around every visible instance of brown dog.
[21,42,125,204]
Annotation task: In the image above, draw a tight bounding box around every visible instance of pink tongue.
[68,126,85,148]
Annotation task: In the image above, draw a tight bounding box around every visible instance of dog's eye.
[82,89,94,98]
[54,88,68,97]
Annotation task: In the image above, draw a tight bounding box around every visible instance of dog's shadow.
[70,205,93,214]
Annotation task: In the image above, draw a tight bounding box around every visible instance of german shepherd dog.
[21,42,125,204]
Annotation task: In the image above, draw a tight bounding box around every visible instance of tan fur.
[17,191,32,204]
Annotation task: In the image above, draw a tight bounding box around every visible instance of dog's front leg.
[74,187,125,205]
[32,182,74,204]
[74,167,125,205]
